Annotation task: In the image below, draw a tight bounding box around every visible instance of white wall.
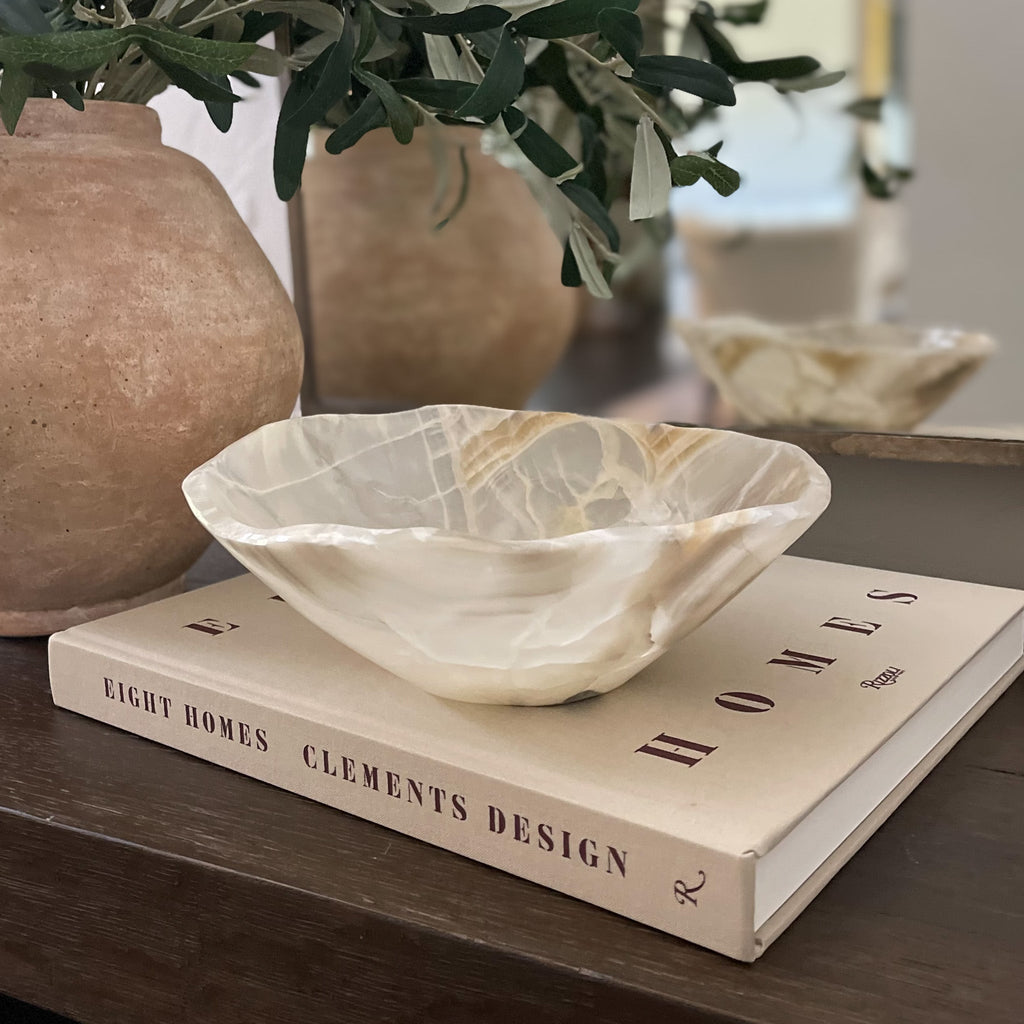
[905,0,1024,428]
[149,76,294,298]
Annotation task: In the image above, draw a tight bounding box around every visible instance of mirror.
[282,0,1019,443]
[534,0,1022,442]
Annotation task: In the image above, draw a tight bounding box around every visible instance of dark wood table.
[2,542,1023,1024]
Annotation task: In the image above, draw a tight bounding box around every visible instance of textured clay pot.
[0,99,303,635]
[301,127,577,408]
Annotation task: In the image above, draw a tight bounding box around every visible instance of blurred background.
[151,0,1023,437]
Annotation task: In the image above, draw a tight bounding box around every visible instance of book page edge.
[752,653,1024,957]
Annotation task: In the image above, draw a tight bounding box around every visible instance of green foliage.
[670,150,741,196]
[452,27,523,120]
[690,5,819,81]
[398,6,510,35]
[0,0,281,133]
[0,0,50,36]
[502,107,580,180]
[512,0,640,40]
[717,1,768,26]
[630,55,735,106]
[0,0,846,296]
[596,8,641,68]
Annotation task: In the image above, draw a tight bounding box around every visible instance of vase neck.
[13,98,161,141]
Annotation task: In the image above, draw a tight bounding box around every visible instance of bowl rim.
[674,315,998,356]
[181,407,832,551]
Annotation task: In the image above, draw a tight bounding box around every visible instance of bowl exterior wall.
[678,318,993,431]
[183,409,830,705]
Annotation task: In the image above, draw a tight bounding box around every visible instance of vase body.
[0,100,303,635]
[301,128,577,408]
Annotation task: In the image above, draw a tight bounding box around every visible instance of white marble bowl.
[677,317,996,431]
[182,407,830,705]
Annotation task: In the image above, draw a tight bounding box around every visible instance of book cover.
[48,556,1024,961]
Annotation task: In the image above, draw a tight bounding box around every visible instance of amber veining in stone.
[677,317,996,432]
[183,406,830,705]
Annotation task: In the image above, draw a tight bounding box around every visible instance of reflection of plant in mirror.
[275,0,841,296]
[0,0,842,296]
[844,96,912,199]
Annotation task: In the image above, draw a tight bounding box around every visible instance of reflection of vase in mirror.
[300,127,578,410]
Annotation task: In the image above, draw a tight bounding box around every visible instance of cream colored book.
[48,556,1024,961]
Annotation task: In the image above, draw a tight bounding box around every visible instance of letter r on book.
[635,734,717,767]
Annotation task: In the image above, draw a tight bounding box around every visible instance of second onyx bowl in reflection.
[677,317,997,432]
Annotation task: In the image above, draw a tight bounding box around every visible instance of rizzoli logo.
[861,666,904,690]
[674,870,707,908]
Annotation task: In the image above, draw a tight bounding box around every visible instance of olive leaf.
[52,81,84,111]
[0,64,31,135]
[424,33,465,83]
[453,27,524,121]
[718,0,768,25]
[0,0,52,35]
[238,44,285,77]
[774,68,846,93]
[567,222,612,298]
[513,0,640,41]
[284,15,355,130]
[398,5,511,36]
[230,0,345,35]
[630,55,736,106]
[354,67,415,144]
[143,52,240,104]
[846,96,883,121]
[354,1,378,63]
[204,73,235,132]
[628,115,671,220]
[502,106,581,181]
[324,91,388,154]
[274,66,316,200]
[561,238,584,288]
[0,30,128,82]
[861,160,912,199]
[670,151,741,195]
[596,7,641,68]
[395,77,477,108]
[690,11,820,82]
[559,179,619,251]
[577,112,607,199]
[0,25,257,85]
[239,11,286,44]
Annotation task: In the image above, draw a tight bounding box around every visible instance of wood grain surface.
[1,543,1022,1024]
[748,428,1024,467]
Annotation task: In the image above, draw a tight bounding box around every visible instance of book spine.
[48,637,756,961]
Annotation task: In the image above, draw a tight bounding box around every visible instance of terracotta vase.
[0,100,303,636]
[301,127,577,408]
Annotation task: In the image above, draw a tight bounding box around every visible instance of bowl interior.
[201,408,817,542]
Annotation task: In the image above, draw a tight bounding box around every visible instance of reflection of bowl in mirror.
[182,407,831,706]
[676,317,997,431]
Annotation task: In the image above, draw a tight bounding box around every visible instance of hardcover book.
[48,556,1024,961]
